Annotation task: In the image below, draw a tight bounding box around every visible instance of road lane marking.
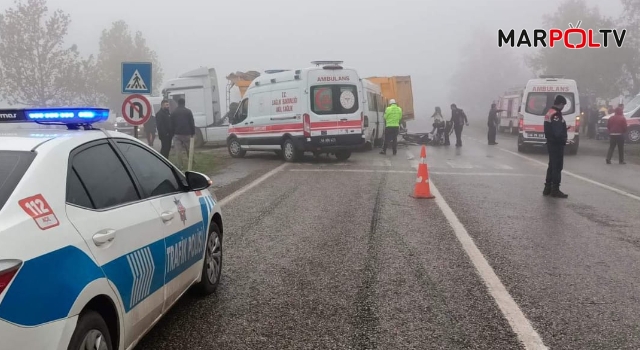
[431,172,535,176]
[428,180,549,350]
[288,169,415,174]
[446,161,474,169]
[493,163,513,170]
[496,146,640,202]
[218,163,288,206]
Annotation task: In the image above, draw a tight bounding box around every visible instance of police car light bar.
[0,108,110,125]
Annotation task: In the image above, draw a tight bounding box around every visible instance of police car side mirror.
[185,171,212,191]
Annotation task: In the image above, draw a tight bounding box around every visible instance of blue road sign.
[121,62,152,94]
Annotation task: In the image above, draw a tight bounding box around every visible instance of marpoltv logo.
[498,21,627,49]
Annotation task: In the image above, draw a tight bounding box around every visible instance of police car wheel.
[68,310,113,350]
[195,222,222,295]
[228,138,246,158]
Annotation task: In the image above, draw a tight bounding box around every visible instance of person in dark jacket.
[587,106,598,139]
[171,98,196,169]
[543,95,569,198]
[606,107,628,164]
[487,103,503,145]
[155,99,173,158]
[450,104,469,147]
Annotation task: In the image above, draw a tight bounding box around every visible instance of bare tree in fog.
[527,0,627,102]
[95,20,163,111]
[449,28,532,117]
[0,0,96,106]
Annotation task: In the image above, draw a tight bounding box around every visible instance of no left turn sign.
[121,94,151,126]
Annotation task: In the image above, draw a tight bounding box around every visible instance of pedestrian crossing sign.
[121,62,152,94]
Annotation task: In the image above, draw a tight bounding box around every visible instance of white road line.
[218,163,289,206]
[288,169,415,174]
[431,172,535,176]
[493,164,513,170]
[496,146,640,202]
[447,161,474,169]
[429,180,548,350]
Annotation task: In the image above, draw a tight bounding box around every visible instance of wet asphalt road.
[136,127,640,350]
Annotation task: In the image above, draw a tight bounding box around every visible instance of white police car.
[0,108,223,350]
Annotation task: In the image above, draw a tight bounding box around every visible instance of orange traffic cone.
[411,145,435,199]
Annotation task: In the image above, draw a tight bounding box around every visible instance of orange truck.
[365,76,415,121]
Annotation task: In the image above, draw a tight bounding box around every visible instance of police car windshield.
[525,92,575,116]
[0,151,36,212]
[623,95,640,114]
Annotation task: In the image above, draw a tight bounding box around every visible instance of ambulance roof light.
[539,74,565,79]
[311,60,344,67]
[0,108,110,130]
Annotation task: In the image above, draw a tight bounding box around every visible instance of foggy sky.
[0,0,622,120]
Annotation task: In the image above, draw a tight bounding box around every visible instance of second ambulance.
[518,75,580,155]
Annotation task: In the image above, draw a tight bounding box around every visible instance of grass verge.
[168,150,219,175]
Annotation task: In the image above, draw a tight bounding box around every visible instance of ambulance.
[517,75,580,154]
[226,61,365,162]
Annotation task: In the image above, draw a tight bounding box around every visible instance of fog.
[0,0,622,127]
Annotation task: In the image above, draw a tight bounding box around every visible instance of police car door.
[65,140,166,346]
[111,139,207,311]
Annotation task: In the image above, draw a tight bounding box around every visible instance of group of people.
[540,96,627,199]
[143,98,196,168]
[379,102,470,156]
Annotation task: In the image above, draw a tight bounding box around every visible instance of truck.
[497,87,524,134]
[162,67,228,147]
[365,76,414,121]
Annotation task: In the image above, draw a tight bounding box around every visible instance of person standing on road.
[450,104,469,147]
[487,103,502,145]
[171,98,196,169]
[429,107,445,134]
[156,99,173,158]
[380,99,402,155]
[143,112,157,147]
[543,95,569,198]
[606,106,628,165]
[587,105,598,139]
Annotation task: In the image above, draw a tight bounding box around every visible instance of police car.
[0,108,223,350]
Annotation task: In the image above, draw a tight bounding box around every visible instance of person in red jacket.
[606,106,628,164]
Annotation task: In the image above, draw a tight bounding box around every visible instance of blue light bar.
[25,108,109,124]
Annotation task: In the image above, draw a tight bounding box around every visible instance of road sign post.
[122,62,152,95]
[122,94,151,139]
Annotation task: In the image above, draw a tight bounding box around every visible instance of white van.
[362,79,386,149]
[518,75,580,154]
[227,61,365,162]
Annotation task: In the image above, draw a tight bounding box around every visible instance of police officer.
[543,95,569,198]
[380,99,402,155]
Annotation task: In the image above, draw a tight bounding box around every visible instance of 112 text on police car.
[498,21,626,49]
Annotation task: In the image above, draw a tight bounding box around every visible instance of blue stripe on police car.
[0,196,216,326]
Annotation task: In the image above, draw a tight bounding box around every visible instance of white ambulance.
[517,75,580,155]
[226,61,365,162]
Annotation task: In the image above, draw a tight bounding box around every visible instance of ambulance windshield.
[623,95,640,114]
[0,151,36,211]
[525,92,575,116]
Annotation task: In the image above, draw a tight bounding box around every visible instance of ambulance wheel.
[68,310,113,350]
[195,222,222,295]
[335,150,351,161]
[194,129,205,148]
[227,138,245,158]
[282,138,301,162]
